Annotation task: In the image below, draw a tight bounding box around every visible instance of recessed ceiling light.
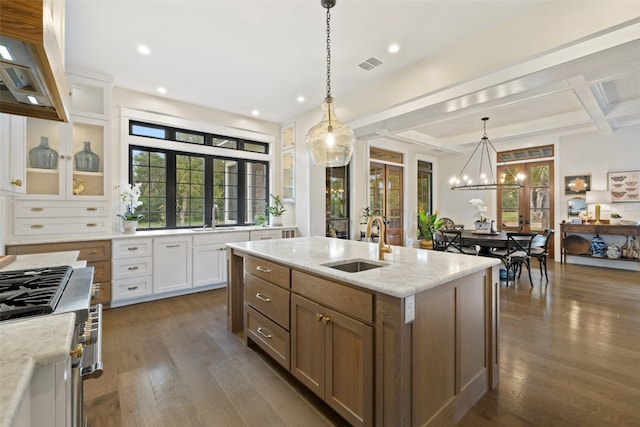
[388,44,400,54]
[297,96,305,103]
[137,45,151,55]
[157,87,167,94]
[27,95,38,105]
[0,44,14,61]
[251,110,260,116]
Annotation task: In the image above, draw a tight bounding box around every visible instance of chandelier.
[306,0,355,167]
[449,117,525,190]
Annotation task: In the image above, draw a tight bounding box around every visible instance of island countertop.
[227,236,500,298]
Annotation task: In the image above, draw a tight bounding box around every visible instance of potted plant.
[115,181,144,233]
[611,212,622,225]
[267,194,286,226]
[418,207,443,249]
[255,213,268,227]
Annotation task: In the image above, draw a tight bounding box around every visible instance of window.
[417,161,433,214]
[130,146,268,230]
[130,120,269,154]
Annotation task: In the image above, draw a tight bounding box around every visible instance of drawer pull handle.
[30,224,44,229]
[256,327,272,339]
[255,293,271,302]
[166,244,180,248]
[128,266,139,271]
[86,223,97,227]
[127,286,139,291]
[87,250,97,254]
[256,266,272,273]
[86,207,98,211]
[128,247,139,251]
[11,179,23,187]
[260,237,272,240]
[30,207,44,212]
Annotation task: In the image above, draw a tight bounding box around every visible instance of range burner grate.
[0,265,73,321]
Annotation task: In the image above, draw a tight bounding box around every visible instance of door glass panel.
[500,166,521,229]
[528,165,550,232]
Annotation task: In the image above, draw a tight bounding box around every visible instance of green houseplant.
[267,194,286,226]
[418,207,443,248]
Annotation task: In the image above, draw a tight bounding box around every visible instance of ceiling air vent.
[358,56,383,71]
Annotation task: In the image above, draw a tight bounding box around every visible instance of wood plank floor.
[85,261,640,426]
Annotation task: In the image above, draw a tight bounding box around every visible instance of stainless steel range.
[0,265,103,427]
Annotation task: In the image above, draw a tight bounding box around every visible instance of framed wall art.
[608,170,640,202]
[564,174,591,195]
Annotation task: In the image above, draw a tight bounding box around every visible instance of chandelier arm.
[483,138,497,184]
[455,139,484,178]
[325,6,331,99]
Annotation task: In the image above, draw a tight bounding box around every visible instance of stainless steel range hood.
[0,0,69,122]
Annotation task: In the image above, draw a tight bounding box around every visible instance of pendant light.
[306,0,355,167]
[449,117,525,190]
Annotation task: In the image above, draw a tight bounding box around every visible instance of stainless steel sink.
[190,227,237,232]
[323,259,388,273]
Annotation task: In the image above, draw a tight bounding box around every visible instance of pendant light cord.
[325,6,332,100]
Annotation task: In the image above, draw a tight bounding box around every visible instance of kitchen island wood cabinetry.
[227,237,500,427]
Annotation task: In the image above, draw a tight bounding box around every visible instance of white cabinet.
[23,115,110,200]
[192,231,250,288]
[153,236,192,294]
[12,200,110,237]
[111,238,153,303]
[250,228,296,241]
[0,114,26,194]
[67,71,113,121]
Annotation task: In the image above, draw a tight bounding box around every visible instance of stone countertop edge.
[5,225,296,245]
[0,312,76,427]
[227,236,501,299]
[0,251,86,271]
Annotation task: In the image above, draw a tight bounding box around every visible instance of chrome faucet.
[366,215,392,260]
[211,205,219,229]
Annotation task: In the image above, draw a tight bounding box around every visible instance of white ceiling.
[65,1,640,152]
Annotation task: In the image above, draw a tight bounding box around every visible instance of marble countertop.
[0,313,76,427]
[227,236,501,298]
[6,225,296,245]
[0,251,86,271]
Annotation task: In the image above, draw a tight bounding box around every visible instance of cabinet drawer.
[292,270,373,324]
[14,201,109,218]
[245,256,290,289]
[112,239,152,259]
[112,257,152,280]
[250,229,283,241]
[244,274,290,329]
[112,276,152,301]
[91,281,111,306]
[88,260,111,282]
[246,306,290,370]
[77,241,111,262]
[14,218,109,236]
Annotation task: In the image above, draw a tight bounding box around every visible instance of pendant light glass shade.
[306,0,355,167]
[307,97,355,167]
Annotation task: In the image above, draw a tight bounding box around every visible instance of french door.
[497,160,554,256]
[369,162,403,245]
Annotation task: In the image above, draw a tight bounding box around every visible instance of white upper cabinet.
[0,114,26,195]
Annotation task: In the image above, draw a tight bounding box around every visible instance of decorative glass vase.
[29,136,58,169]
[74,141,100,172]
[122,220,138,234]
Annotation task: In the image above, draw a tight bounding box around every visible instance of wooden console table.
[560,223,640,264]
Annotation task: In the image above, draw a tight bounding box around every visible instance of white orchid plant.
[468,199,488,222]
[115,181,144,221]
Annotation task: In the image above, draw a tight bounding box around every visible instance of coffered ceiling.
[65,1,640,151]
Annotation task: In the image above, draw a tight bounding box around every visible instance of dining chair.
[437,229,480,255]
[530,229,555,282]
[491,232,536,286]
[440,218,465,230]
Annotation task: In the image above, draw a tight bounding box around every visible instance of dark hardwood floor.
[85,261,640,426]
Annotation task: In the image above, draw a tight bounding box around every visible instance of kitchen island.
[227,236,501,427]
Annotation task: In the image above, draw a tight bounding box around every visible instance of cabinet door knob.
[323,316,331,325]
[10,179,22,186]
[315,313,324,322]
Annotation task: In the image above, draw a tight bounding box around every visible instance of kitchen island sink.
[226,236,501,427]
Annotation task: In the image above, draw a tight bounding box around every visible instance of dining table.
[459,230,535,256]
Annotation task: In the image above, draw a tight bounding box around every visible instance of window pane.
[131,149,166,229]
[176,131,205,145]
[245,161,268,223]
[213,159,239,226]
[212,137,237,149]
[131,124,166,139]
[176,154,205,227]
[243,142,267,154]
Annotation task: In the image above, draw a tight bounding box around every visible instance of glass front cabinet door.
[25,116,109,199]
